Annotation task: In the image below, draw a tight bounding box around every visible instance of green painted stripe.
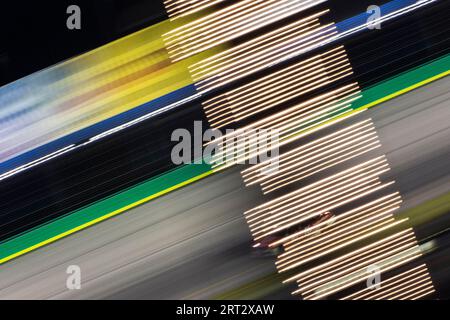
[0,163,213,263]
[353,54,450,110]
[0,54,448,264]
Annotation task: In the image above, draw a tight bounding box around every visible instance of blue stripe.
[336,0,423,33]
[0,0,432,178]
[0,84,197,176]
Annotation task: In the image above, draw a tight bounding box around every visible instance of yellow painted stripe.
[1,64,447,265]
[361,70,450,110]
[284,70,450,143]
[0,170,215,264]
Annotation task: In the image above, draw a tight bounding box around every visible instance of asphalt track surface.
[0,76,449,299]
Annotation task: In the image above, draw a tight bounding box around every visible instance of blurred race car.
[251,212,335,257]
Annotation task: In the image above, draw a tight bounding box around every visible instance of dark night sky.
[0,0,398,87]
[0,0,167,86]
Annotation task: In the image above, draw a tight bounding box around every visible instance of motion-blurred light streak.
[0,0,446,276]
[164,0,227,20]
[287,229,422,299]
[274,194,405,268]
[163,0,328,61]
[271,193,401,247]
[245,156,393,240]
[341,264,435,300]
[189,11,334,92]
[233,2,442,300]
[0,0,440,186]
[0,18,197,176]
[203,47,351,128]
[189,14,322,78]
[210,84,361,169]
[241,119,381,193]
